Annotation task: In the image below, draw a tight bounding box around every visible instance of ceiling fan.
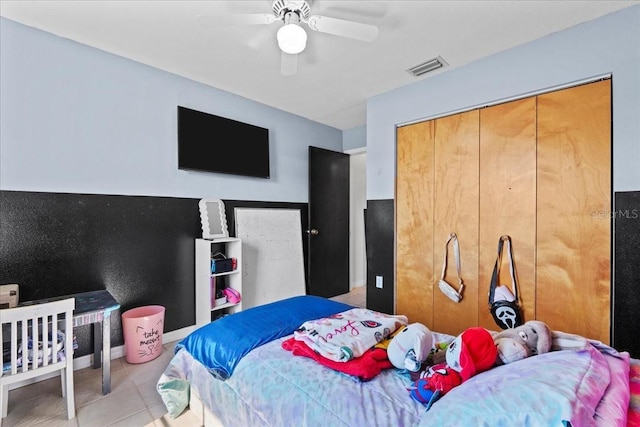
[197,0,379,76]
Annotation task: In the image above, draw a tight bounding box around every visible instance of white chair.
[0,298,76,420]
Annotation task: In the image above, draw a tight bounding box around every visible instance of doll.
[387,323,434,372]
[409,327,497,408]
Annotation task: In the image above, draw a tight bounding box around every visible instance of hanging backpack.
[488,235,524,329]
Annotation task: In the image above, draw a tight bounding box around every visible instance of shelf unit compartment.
[195,237,242,327]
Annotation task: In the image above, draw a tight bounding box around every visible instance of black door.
[308,147,350,298]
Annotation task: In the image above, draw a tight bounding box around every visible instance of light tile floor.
[2,287,366,427]
[2,340,180,427]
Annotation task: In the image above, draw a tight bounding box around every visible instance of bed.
[157,295,637,426]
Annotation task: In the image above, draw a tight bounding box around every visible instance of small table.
[20,290,120,395]
[70,290,120,395]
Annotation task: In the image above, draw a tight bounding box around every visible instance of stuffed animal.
[387,323,434,372]
[445,327,497,381]
[409,327,497,408]
[492,320,552,365]
[409,363,462,408]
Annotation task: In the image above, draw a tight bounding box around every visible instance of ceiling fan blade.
[305,15,378,42]
[197,13,277,28]
[281,52,298,76]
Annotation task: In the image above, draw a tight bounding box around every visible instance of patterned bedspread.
[423,343,630,426]
[160,335,430,426]
[158,332,633,426]
[630,358,640,426]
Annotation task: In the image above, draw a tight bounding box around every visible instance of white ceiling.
[1,0,638,130]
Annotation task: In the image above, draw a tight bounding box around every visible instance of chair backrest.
[1,298,75,377]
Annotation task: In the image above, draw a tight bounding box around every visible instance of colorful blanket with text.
[293,308,407,362]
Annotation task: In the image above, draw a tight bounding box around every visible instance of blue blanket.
[177,295,353,380]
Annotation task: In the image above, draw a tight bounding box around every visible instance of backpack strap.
[440,233,464,294]
[488,235,519,306]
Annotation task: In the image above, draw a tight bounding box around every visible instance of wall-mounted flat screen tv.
[178,106,270,178]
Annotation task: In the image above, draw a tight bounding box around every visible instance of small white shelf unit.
[195,237,242,327]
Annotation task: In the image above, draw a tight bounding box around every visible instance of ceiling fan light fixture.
[277,22,307,54]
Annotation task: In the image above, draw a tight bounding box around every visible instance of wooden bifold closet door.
[536,81,611,342]
[478,98,537,330]
[396,120,436,327]
[395,80,611,341]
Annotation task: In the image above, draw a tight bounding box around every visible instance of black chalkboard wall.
[613,191,640,357]
[0,190,202,357]
[3,190,637,358]
[0,191,311,358]
[364,200,394,315]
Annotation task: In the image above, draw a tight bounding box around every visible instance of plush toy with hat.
[445,327,498,381]
[387,323,434,372]
[492,320,552,365]
[409,326,497,408]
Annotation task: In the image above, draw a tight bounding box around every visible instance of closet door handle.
[307,229,319,236]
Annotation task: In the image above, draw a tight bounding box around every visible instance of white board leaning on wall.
[234,208,306,309]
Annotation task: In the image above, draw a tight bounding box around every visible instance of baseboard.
[350,281,365,289]
[72,325,196,370]
[8,325,196,391]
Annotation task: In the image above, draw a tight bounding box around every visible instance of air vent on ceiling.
[407,56,448,77]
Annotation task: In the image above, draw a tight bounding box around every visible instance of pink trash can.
[122,305,165,364]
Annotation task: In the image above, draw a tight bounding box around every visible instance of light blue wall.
[343,125,366,151]
[0,18,342,202]
[367,6,640,200]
